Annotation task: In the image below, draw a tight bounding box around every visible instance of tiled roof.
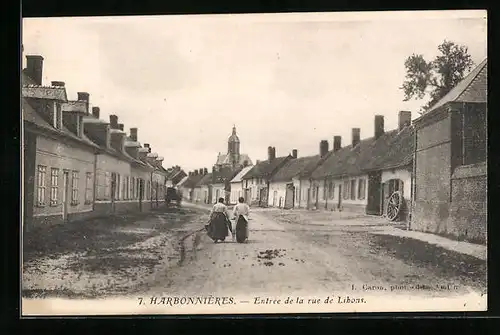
[195,173,213,187]
[183,174,204,189]
[230,165,254,183]
[82,115,107,124]
[62,100,87,113]
[213,168,240,184]
[124,140,141,147]
[425,58,487,114]
[22,85,68,101]
[311,126,414,179]
[270,155,322,182]
[243,156,290,179]
[176,175,189,187]
[23,98,99,149]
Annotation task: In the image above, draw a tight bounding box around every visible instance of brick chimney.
[333,136,342,152]
[130,128,138,141]
[398,111,412,130]
[292,149,298,158]
[25,55,43,85]
[109,115,118,129]
[352,128,360,147]
[268,146,274,161]
[118,123,124,131]
[92,107,100,119]
[320,140,329,157]
[195,170,199,176]
[77,92,90,102]
[374,115,384,139]
[51,81,65,87]
[204,168,208,175]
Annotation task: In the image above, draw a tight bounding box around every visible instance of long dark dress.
[207,212,231,242]
[235,215,248,243]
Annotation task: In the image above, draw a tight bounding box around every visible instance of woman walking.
[207,197,233,243]
[232,197,250,243]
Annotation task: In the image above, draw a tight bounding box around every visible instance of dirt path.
[146,207,486,299]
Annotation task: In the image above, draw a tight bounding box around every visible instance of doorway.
[139,179,144,211]
[337,184,342,209]
[62,171,69,222]
[111,173,116,213]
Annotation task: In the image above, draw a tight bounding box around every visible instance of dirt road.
[147,205,486,300]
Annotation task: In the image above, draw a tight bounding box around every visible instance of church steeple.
[227,125,240,166]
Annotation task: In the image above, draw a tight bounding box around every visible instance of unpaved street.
[148,205,486,299]
[22,204,486,301]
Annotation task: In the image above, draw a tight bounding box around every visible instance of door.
[366,172,382,215]
[139,179,144,211]
[284,184,294,209]
[273,190,277,207]
[111,173,116,212]
[315,186,319,208]
[62,171,69,222]
[338,184,342,209]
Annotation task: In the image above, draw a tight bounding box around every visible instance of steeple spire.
[232,124,236,135]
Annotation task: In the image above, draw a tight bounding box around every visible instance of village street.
[22,203,486,303]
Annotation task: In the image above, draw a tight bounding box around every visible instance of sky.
[22,10,487,172]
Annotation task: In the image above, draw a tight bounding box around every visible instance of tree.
[401,40,474,113]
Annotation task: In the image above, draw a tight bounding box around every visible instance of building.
[215,126,253,171]
[241,147,292,207]
[310,112,414,220]
[193,169,211,203]
[22,55,103,230]
[229,165,254,205]
[165,166,187,188]
[179,171,204,202]
[412,59,487,243]
[268,149,323,209]
[211,166,242,204]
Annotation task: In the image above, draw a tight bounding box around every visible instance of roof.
[425,59,487,115]
[183,174,204,189]
[230,165,254,183]
[195,173,213,187]
[270,155,322,182]
[23,98,99,150]
[243,156,290,179]
[213,168,240,184]
[62,100,87,113]
[216,153,253,166]
[311,126,414,179]
[176,175,189,187]
[22,85,67,101]
[82,115,107,124]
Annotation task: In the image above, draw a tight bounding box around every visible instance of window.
[125,176,130,199]
[312,187,316,199]
[122,176,126,200]
[104,172,111,198]
[323,182,327,200]
[116,174,121,200]
[462,106,487,165]
[71,171,79,205]
[85,172,93,203]
[296,187,300,202]
[343,180,350,200]
[37,165,47,206]
[50,168,59,206]
[358,178,366,200]
[136,178,140,199]
[350,180,356,200]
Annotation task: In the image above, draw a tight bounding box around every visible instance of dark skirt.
[235,215,248,243]
[207,212,230,241]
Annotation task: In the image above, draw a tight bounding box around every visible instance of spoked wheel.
[386,191,403,222]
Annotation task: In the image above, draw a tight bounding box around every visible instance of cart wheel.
[386,191,403,222]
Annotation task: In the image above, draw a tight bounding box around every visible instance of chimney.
[292,149,298,158]
[109,115,118,129]
[268,146,274,161]
[195,170,199,176]
[118,123,124,131]
[398,111,412,130]
[256,160,261,164]
[199,168,203,175]
[273,147,276,159]
[144,143,151,153]
[333,136,342,152]
[352,128,360,147]
[51,81,65,87]
[204,168,208,175]
[77,92,90,102]
[374,115,384,139]
[130,128,138,141]
[25,55,44,85]
[320,140,329,157]
[92,106,100,119]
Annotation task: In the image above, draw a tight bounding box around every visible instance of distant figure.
[207,198,233,243]
[233,197,250,243]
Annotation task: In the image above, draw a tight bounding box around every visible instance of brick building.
[412,59,487,243]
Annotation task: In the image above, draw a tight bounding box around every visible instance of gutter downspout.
[92,148,99,213]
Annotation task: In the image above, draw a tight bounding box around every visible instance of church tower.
[227,125,240,167]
